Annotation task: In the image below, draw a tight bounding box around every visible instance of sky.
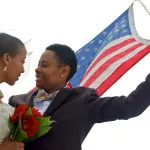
[0,0,150,149]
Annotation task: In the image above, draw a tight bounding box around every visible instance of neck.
[46,88,61,94]
[0,99,3,104]
[0,64,5,83]
[0,82,4,103]
[0,73,3,83]
[45,84,66,94]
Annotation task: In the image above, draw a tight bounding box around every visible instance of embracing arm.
[8,91,35,107]
[86,73,150,123]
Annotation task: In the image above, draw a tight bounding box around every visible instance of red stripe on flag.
[82,38,135,81]
[30,87,38,92]
[66,83,72,88]
[83,43,143,87]
[96,46,150,96]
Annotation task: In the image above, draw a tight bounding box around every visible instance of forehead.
[13,47,27,59]
[40,50,56,62]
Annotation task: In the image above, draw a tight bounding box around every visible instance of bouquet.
[8,104,54,142]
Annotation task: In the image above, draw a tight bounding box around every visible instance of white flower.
[0,103,15,144]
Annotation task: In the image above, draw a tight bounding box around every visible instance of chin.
[36,83,44,89]
[7,81,16,86]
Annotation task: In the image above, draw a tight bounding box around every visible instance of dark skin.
[0,50,69,150]
[0,46,26,85]
[35,50,70,94]
[0,138,24,150]
[0,46,26,105]
[0,46,26,150]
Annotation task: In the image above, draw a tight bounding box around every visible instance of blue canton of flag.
[70,9,131,87]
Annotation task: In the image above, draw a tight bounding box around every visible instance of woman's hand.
[0,138,24,150]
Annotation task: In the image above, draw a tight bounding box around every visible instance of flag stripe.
[83,43,143,87]
[81,41,138,86]
[66,83,72,88]
[82,38,135,82]
[90,35,133,64]
[80,41,140,86]
[96,45,150,96]
[89,45,147,89]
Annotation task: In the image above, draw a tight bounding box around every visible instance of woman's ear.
[2,53,12,66]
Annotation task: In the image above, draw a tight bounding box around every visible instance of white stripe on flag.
[85,35,133,70]
[89,45,147,89]
[80,40,138,86]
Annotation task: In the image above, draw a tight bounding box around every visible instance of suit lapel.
[44,88,72,116]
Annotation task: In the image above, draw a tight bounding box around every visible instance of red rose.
[11,114,19,124]
[22,114,39,138]
[11,105,28,123]
[32,108,44,117]
[15,105,28,114]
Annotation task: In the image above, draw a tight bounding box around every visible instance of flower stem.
[12,125,19,140]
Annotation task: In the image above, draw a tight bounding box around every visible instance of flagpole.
[132,0,150,16]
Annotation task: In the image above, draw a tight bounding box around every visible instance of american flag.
[68,4,150,96]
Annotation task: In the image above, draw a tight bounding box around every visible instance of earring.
[61,75,64,78]
[4,66,7,71]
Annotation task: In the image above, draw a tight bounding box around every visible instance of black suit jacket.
[9,73,150,150]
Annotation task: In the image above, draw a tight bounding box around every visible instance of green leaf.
[36,117,51,127]
[49,120,57,125]
[26,107,32,116]
[18,115,22,129]
[12,125,19,140]
[8,115,13,130]
[35,116,55,138]
[8,115,17,138]
[15,129,28,142]
[36,126,51,138]
[37,116,56,127]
